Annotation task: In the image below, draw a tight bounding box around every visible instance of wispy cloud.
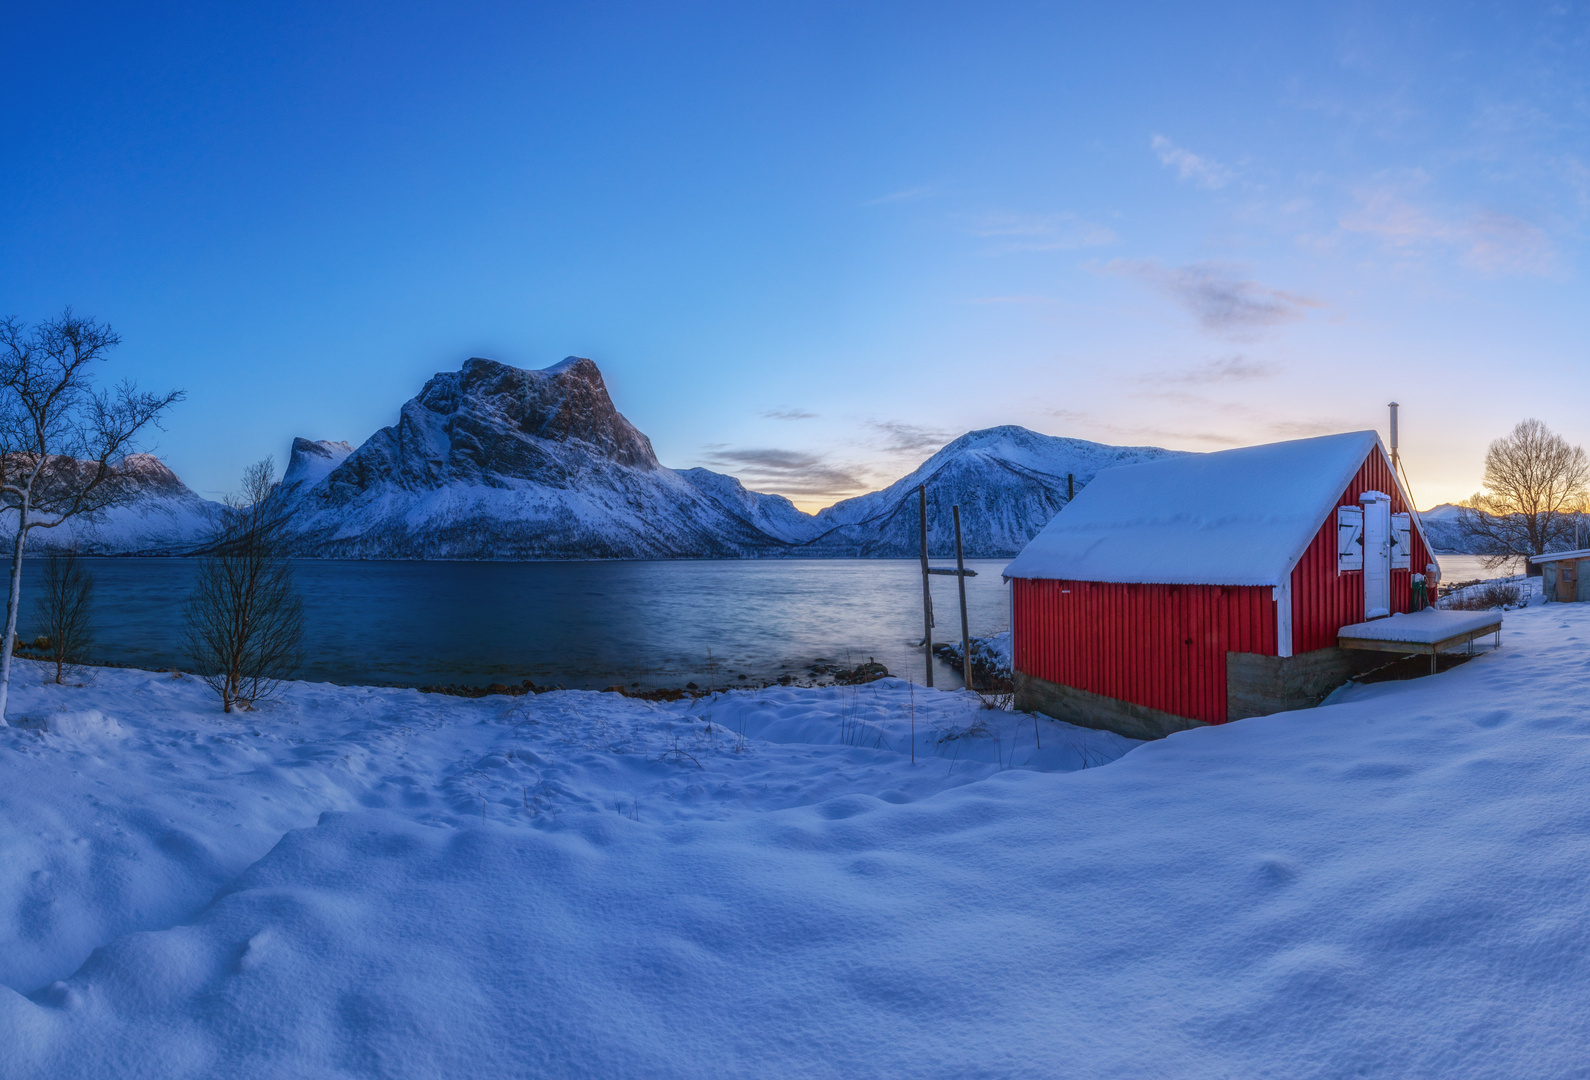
[866,186,936,206]
[1151,135,1234,189]
[969,211,1116,253]
[1339,185,1557,275]
[1152,356,1280,385]
[1265,418,1346,439]
[867,420,953,456]
[968,294,1058,305]
[760,408,818,421]
[698,446,867,499]
[1093,422,1244,447]
[1105,259,1323,337]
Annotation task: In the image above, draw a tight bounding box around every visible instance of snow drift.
[2,598,1588,1076]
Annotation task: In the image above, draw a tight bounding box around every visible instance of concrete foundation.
[1015,646,1388,741]
[1225,647,1387,722]
[1014,671,1207,741]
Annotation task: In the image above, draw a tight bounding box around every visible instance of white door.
[1362,491,1392,618]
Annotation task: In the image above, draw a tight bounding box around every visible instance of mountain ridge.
[8,355,1195,560]
[278,355,1180,559]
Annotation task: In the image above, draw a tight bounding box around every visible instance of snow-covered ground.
[3,596,1590,1077]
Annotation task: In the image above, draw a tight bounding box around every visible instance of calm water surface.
[25,559,1013,690]
[1435,554,1525,581]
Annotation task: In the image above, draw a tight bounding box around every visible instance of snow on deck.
[1338,608,1503,644]
[4,599,1590,1077]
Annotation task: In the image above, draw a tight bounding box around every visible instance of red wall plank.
[1013,578,1274,726]
[1290,450,1432,652]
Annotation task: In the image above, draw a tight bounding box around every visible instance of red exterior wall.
[1288,450,1433,653]
[1012,446,1432,727]
[1012,579,1276,726]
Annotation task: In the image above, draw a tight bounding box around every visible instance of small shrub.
[1440,581,1526,610]
[33,548,95,684]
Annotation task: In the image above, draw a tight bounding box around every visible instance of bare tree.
[184,458,306,713]
[34,546,95,684]
[1457,419,1590,569]
[0,310,183,723]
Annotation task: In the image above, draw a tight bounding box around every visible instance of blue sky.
[3,1,1586,510]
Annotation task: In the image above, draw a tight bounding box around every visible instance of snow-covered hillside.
[282,357,1166,559]
[18,454,222,556]
[797,425,1182,557]
[2,596,1588,1075]
[283,357,820,558]
[1420,503,1480,554]
[280,437,353,501]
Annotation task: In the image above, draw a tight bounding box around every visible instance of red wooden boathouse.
[1003,431,1434,740]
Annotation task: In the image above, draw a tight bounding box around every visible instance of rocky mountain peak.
[284,438,356,497]
[419,356,659,471]
[114,452,192,497]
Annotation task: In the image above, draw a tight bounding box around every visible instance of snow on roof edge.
[1002,430,1394,588]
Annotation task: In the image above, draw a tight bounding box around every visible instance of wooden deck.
[1338,610,1504,675]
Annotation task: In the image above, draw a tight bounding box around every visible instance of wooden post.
[953,505,972,692]
[1067,473,1074,501]
[918,484,933,688]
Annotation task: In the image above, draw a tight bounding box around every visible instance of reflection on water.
[23,559,1012,690]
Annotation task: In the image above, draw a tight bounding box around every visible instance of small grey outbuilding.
[1530,549,1590,603]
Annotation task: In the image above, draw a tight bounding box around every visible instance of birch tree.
[184,458,305,712]
[0,310,183,722]
[1457,419,1590,569]
[34,546,95,685]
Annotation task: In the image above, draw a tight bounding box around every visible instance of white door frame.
[1361,491,1392,619]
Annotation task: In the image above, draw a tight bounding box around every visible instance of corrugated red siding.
[1013,579,1276,726]
[1289,451,1432,653]
[1013,445,1432,726]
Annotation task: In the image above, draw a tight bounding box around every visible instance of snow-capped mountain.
[283,357,821,558]
[675,468,822,545]
[1418,504,1472,554]
[23,453,223,555]
[1417,501,1590,556]
[282,438,354,501]
[280,356,1182,560]
[792,426,1184,557]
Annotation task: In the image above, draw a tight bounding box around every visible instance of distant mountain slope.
[284,357,820,558]
[282,438,354,501]
[794,426,1185,558]
[24,453,223,555]
[675,468,822,545]
[1419,501,1590,556]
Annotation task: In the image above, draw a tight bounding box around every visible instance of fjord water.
[29,558,1013,690]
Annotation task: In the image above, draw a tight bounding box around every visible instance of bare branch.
[33,546,95,684]
[184,458,306,713]
[1457,418,1590,566]
[0,308,183,722]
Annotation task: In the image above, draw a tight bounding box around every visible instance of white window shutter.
[1337,507,1364,572]
[1390,512,1411,570]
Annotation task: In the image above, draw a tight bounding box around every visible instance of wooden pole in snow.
[1067,473,1074,501]
[953,505,972,692]
[918,484,933,688]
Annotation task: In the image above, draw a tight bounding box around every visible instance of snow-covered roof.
[1529,548,1590,565]
[1003,430,1386,587]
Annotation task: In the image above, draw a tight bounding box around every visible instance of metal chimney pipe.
[1388,401,1400,470]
